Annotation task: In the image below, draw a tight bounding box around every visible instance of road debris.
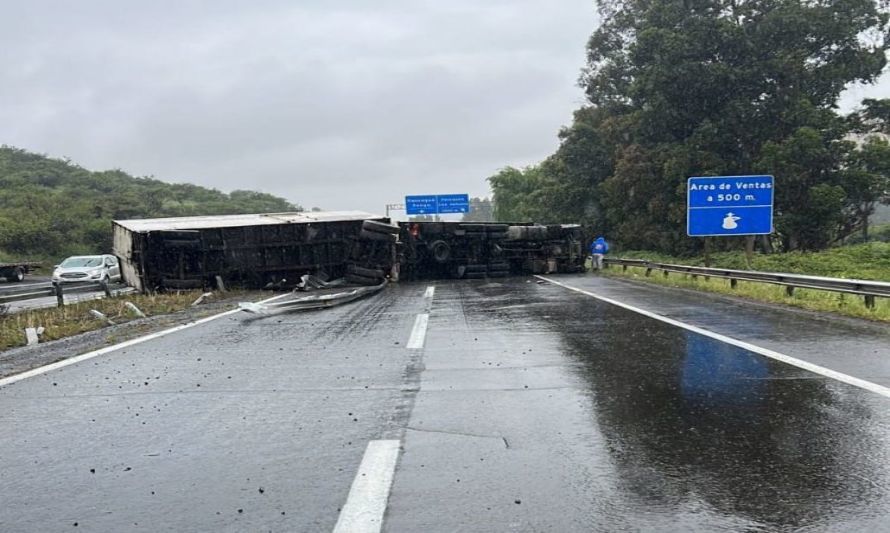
[125,302,146,318]
[239,281,386,315]
[191,292,214,307]
[24,326,44,346]
[89,309,115,326]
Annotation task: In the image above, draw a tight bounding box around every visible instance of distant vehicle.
[0,261,41,282]
[52,255,121,284]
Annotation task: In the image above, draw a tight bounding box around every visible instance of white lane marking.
[423,286,435,299]
[406,313,429,350]
[538,275,890,399]
[333,439,400,533]
[0,292,294,389]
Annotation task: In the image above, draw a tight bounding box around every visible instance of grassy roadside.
[613,242,890,280]
[599,243,890,322]
[0,291,252,351]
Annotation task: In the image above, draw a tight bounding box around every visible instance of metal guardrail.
[0,280,130,308]
[604,258,890,309]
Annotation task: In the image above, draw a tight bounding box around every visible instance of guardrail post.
[645,267,652,277]
[53,282,64,307]
[785,286,795,297]
[864,295,875,309]
[730,279,737,289]
[622,264,628,272]
[100,280,112,298]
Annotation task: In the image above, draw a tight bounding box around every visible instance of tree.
[491,0,890,252]
[461,197,495,222]
[842,135,890,240]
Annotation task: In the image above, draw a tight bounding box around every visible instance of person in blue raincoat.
[590,236,609,271]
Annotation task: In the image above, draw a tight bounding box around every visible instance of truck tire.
[6,267,24,282]
[346,264,385,279]
[346,273,383,286]
[360,229,397,243]
[459,224,487,232]
[362,220,400,235]
[429,240,451,263]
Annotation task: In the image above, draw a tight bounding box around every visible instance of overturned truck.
[113,212,587,291]
[398,221,585,280]
[113,212,397,292]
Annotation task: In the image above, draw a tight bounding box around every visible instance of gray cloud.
[0,0,594,217]
[2,2,885,219]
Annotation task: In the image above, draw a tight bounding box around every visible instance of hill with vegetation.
[0,146,299,262]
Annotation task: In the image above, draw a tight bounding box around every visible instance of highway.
[1,275,889,531]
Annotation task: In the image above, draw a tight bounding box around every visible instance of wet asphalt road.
[2,276,889,531]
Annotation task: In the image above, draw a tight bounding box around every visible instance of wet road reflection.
[473,280,890,531]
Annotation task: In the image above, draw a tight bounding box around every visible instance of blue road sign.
[405,195,438,215]
[687,175,774,236]
[405,194,470,215]
[436,194,470,214]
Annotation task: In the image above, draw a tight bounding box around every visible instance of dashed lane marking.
[406,313,429,350]
[333,439,401,533]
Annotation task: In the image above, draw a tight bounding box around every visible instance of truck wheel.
[346,273,383,286]
[430,240,451,263]
[6,267,25,282]
[347,264,385,279]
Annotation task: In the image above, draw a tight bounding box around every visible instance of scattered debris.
[239,281,387,315]
[24,326,45,346]
[295,275,347,291]
[89,309,115,326]
[124,302,146,318]
[191,292,214,307]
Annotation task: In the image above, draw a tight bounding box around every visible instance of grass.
[600,243,890,322]
[0,291,247,352]
[615,242,890,281]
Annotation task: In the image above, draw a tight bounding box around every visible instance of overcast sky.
[0,1,595,217]
[1,2,886,219]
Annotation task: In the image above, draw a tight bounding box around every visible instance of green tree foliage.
[489,0,890,251]
[461,197,495,222]
[0,146,300,261]
[488,166,548,222]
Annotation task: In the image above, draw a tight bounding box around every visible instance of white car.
[52,255,121,284]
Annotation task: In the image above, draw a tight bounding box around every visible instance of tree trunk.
[862,209,870,241]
